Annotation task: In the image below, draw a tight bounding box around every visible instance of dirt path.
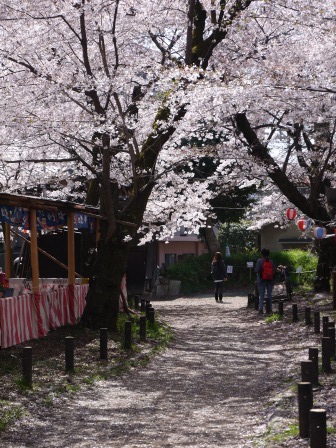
[1,292,327,447]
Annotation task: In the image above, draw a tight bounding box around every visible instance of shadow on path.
[2,294,301,448]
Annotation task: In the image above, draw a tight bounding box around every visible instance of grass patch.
[270,423,299,443]
[0,401,26,431]
[15,378,36,392]
[265,313,283,323]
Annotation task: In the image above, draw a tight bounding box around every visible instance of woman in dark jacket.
[211,252,227,302]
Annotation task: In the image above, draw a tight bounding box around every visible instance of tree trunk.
[81,224,130,331]
[314,237,336,292]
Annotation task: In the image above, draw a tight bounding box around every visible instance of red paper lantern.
[297,218,311,231]
[286,208,297,220]
[313,226,327,239]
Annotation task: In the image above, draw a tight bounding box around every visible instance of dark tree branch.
[234,112,330,221]
[185,0,196,65]
[4,158,78,163]
[112,0,120,71]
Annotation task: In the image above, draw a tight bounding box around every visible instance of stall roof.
[0,192,137,227]
[0,192,104,219]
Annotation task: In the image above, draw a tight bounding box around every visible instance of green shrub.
[165,249,318,293]
[166,253,213,293]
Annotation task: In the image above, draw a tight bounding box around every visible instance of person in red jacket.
[254,248,277,315]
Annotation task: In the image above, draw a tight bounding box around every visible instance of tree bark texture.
[81,224,131,331]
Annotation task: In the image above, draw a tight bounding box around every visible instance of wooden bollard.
[139,316,146,341]
[310,408,327,448]
[146,305,154,320]
[308,348,319,386]
[140,298,146,312]
[292,304,298,322]
[145,302,152,318]
[100,328,108,360]
[254,294,258,310]
[22,346,33,387]
[301,360,313,383]
[322,316,329,337]
[247,294,253,307]
[304,307,311,325]
[65,336,74,371]
[148,308,155,323]
[314,311,320,334]
[298,382,313,438]
[134,295,140,309]
[124,321,132,349]
[328,324,335,360]
[321,337,332,373]
[278,301,284,317]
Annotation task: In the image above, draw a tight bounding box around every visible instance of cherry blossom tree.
[0,0,335,330]
[228,2,336,290]
[0,0,258,328]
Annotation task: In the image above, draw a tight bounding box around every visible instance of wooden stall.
[0,193,103,348]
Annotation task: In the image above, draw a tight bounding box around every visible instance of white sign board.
[247,262,254,268]
[226,265,233,274]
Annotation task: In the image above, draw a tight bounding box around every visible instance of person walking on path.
[255,248,277,315]
[211,251,227,302]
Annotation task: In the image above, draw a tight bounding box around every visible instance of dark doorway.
[17,230,82,278]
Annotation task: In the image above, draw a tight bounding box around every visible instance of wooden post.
[308,348,319,386]
[314,311,320,334]
[304,307,311,325]
[254,293,258,310]
[22,346,33,387]
[321,337,332,373]
[278,301,284,317]
[301,360,313,383]
[322,316,329,338]
[292,304,298,322]
[310,409,327,448]
[140,298,146,312]
[328,324,335,360]
[29,209,39,294]
[4,223,11,278]
[322,316,329,337]
[145,302,151,318]
[139,316,146,341]
[67,211,75,287]
[148,308,155,324]
[298,382,313,438]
